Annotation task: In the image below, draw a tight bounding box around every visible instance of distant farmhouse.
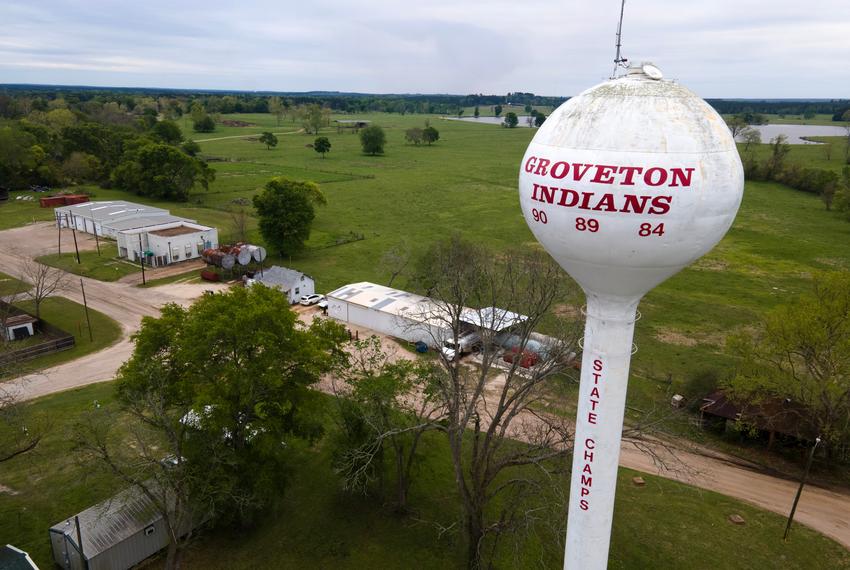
[54,201,218,267]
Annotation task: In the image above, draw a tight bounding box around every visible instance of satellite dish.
[252,246,267,263]
[220,254,235,270]
[641,62,663,80]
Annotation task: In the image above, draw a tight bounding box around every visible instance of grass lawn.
[1,384,847,570]
[0,191,56,230]
[137,272,202,288]
[8,296,122,374]
[0,272,30,296]
[36,241,140,282]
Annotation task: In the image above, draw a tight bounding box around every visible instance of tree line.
[0,96,213,201]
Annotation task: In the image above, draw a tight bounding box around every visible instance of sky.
[1,1,848,98]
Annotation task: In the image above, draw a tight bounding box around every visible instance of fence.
[0,302,76,366]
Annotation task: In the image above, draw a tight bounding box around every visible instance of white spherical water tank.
[518,64,743,570]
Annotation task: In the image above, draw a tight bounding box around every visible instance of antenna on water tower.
[612,0,629,78]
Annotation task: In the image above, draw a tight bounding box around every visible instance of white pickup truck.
[441,331,482,361]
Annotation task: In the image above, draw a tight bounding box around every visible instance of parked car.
[317,299,328,310]
[502,346,539,368]
[300,294,324,306]
[441,331,482,361]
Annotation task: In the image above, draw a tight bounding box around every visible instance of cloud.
[0,0,847,97]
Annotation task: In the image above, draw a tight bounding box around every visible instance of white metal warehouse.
[54,200,191,239]
[327,282,527,347]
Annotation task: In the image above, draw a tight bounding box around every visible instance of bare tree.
[739,126,762,152]
[822,142,834,162]
[20,260,68,320]
[407,237,582,568]
[228,207,250,244]
[0,384,44,463]
[379,240,412,287]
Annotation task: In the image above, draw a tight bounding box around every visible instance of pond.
[738,124,847,145]
[446,116,534,128]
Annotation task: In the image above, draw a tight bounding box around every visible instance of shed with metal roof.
[48,482,193,570]
[248,266,315,304]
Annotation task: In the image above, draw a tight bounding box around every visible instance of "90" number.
[531,208,548,224]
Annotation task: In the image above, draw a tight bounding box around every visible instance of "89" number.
[575,217,599,232]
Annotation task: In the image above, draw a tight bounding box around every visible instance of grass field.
[1,383,847,570]
[3,112,849,436]
[0,271,30,296]
[8,297,122,374]
[36,241,140,282]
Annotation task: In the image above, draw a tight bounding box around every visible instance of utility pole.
[784,436,821,540]
[66,213,81,264]
[138,234,146,285]
[80,278,93,342]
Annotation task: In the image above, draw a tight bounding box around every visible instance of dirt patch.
[693,258,729,272]
[221,120,256,127]
[0,483,19,495]
[655,328,699,346]
[553,303,581,319]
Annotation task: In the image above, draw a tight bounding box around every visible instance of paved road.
[2,223,849,551]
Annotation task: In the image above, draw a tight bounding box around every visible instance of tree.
[313,136,331,158]
[152,120,184,144]
[843,110,850,162]
[764,134,791,180]
[193,115,215,133]
[494,105,502,117]
[75,287,347,565]
[20,259,68,320]
[457,108,464,118]
[422,126,439,146]
[228,207,250,243]
[409,236,582,569]
[111,142,215,201]
[524,104,532,114]
[404,128,423,145]
[503,112,519,128]
[360,125,386,155]
[534,113,546,127]
[379,240,411,287]
[726,115,748,138]
[474,106,480,119]
[727,272,850,455]
[252,177,326,256]
[740,126,762,152]
[181,139,201,157]
[301,103,327,135]
[330,336,445,510]
[269,96,284,126]
[823,142,834,162]
[259,131,278,150]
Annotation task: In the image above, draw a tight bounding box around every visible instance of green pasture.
[1,383,847,570]
[4,111,850,421]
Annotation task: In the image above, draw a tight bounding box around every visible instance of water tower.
[518,61,744,568]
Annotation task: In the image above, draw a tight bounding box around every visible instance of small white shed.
[250,266,315,304]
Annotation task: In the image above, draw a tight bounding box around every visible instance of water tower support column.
[565,294,640,570]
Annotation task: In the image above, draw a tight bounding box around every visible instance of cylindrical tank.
[252,246,267,263]
[235,246,252,266]
[518,63,744,570]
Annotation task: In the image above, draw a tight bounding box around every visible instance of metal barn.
[49,484,192,570]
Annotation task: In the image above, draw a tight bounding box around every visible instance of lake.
[737,124,847,145]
